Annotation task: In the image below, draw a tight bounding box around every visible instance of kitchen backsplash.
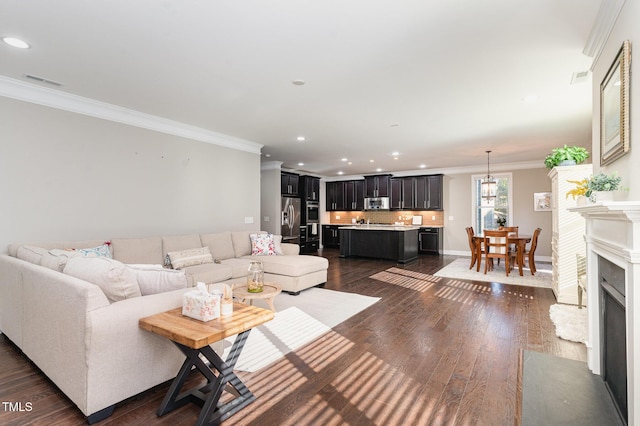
[329,211,444,227]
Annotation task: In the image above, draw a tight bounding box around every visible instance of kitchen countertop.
[339,225,422,231]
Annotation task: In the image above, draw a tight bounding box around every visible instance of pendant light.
[481,150,497,199]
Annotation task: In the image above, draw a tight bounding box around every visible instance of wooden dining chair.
[465,227,484,269]
[518,228,541,275]
[483,229,511,276]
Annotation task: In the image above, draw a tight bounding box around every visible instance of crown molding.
[583,0,626,69]
[0,75,263,155]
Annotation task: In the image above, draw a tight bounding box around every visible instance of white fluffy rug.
[549,304,588,344]
[221,288,380,372]
[434,258,552,288]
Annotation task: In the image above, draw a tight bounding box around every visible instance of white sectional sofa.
[0,231,328,423]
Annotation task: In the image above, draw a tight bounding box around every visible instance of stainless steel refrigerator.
[281,197,301,244]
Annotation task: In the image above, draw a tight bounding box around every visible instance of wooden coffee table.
[139,303,274,425]
[233,282,282,312]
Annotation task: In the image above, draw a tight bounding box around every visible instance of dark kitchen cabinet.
[281,172,299,196]
[302,176,320,202]
[364,175,391,198]
[415,174,443,210]
[345,180,364,211]
[323,225,342,248]
[326,181,346,211]
[390,177,415,210]
[418,227,443,255]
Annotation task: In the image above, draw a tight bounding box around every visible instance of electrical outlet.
[335,215,340,220]
[449,216,454,221]
[431,215,436,220]
[244,217,254,224]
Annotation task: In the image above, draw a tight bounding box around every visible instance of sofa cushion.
[40,249,81,272]
[63,257,142,303]
[242,254,329,277]
[200,232,235,260]
[167,247,214,269]
[219,258,252,279]
[111,237,163,264]
[231,231,253,258]
[250,233,277,256]
[162,234,202,259]
[181,262,233,285]
[16,245,48,264]
[128,265,189,296]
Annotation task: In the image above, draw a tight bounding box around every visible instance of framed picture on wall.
[533,192,551,212]
[600,40,631,166]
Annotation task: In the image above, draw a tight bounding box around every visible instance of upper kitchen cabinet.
[390,177,415,210]
[345,180,364,211]
[415,174,443,210]
[281,172,300,196]
[302,176,320,202]
[364,175,391,198]
[326,181,346,211]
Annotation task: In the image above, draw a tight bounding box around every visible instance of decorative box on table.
[182,282,220,321]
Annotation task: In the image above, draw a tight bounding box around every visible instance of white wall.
[591,2,639,200]
[0,97,261,253]
[260,162,283,234]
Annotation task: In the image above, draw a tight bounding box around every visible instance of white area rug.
[221,288,380,372]
[549,304,588,343]
[434,258,552,288]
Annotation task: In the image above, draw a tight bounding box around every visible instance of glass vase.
[247,261,264,293]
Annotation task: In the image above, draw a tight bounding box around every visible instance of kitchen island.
[339,225,420,263]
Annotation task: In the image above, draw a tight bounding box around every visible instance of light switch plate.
[244,217,254,224]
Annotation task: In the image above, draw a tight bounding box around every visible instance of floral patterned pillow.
[250,233,276,256]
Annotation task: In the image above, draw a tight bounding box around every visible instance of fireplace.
[571,201,640,425]
[599,255,627,422]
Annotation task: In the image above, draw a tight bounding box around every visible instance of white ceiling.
[1,0,603,177]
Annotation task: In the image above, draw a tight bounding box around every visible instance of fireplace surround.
[571,201,640,424]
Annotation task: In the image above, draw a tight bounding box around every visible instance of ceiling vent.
[24,74,63,87]
[571,70,590,85]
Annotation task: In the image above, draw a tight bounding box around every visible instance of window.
[472,173,512,234]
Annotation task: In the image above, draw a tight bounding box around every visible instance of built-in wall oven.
[305,202,319,223]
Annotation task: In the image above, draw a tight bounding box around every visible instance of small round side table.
[232,282,282,312]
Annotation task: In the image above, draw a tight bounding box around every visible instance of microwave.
[364,197,390,210]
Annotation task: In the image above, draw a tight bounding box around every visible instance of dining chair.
[502,226,519,235]
[465,227,484,269]
[510,228,541,275]
[483,229,511,276]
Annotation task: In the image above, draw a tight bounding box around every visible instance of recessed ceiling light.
[2,37,30,49]
[296,136,306,142]
[341,158,348,162]
[370,159,374,163]
[390,123,400,127]
[391,151,400,156]
[376,168,382,172]
[264,153,271,157]
[298,162,304,166]
[292,80,305,86]
[337,171,344,175]
[348,161,352,165]
[419,164,427,169]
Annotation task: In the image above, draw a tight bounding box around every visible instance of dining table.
[472,232,532,276]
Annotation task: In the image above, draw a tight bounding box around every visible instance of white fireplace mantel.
[571,201,640,424]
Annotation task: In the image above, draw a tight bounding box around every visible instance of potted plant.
[585,172,623,202]
[566,178,589,205]
[544,145,590,169]
[496,216,507,227]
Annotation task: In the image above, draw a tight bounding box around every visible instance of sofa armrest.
[281,243,300,255]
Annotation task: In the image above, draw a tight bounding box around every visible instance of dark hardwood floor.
[0,249,585,425]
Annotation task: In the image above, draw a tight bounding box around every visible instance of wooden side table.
[232,282,282,312]
[139,303,274,425]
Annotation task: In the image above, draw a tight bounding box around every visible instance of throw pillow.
[78,242,112,258]
[167,247,214,269]
[41,249,81,272]
[128,265,189,296]
[273,234,284,255]
[63,257,141,303]
[250,233,276,256]
[16,245,48,264]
